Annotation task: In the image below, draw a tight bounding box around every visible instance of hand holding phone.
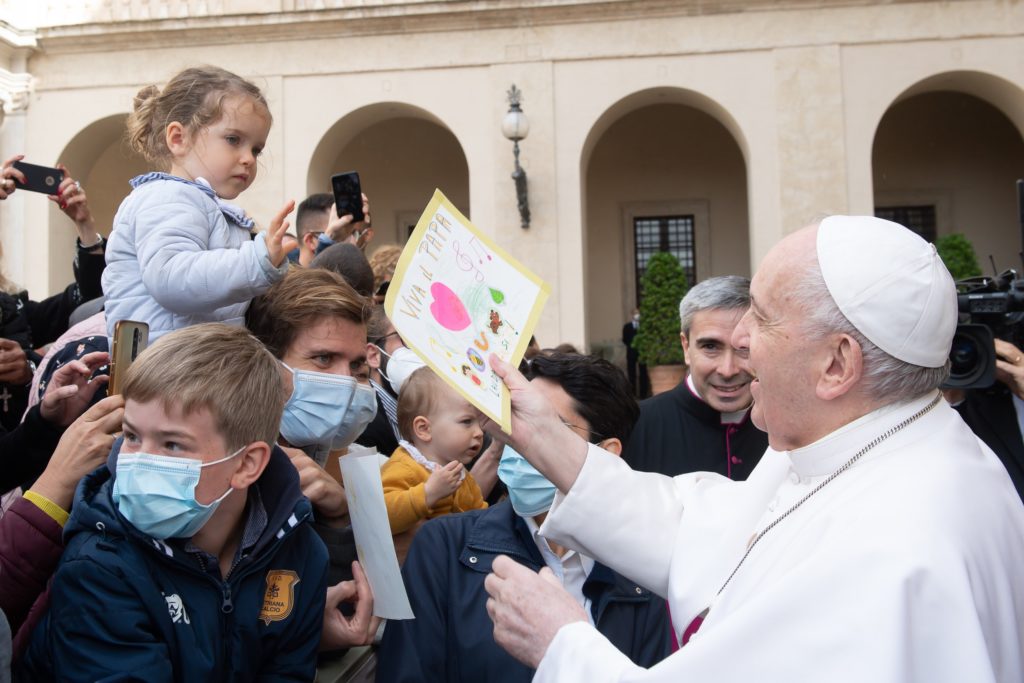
[0,155,25,200]
[12,161,64,196]
[332,171,365,223]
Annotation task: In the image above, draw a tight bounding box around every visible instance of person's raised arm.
[482,355,587,493]
[51,166,102,250]
[133,195,292,315]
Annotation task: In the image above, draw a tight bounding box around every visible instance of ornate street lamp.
[501,84,530,229]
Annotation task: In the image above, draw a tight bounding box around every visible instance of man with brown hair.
[246,267,378,600]
[20,323,329,681]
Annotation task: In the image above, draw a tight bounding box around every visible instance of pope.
[482,216,1024,682]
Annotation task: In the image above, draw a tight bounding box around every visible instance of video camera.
[943,178,1024,390]
[945,270,1024,389]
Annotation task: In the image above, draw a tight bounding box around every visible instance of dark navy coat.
[18,442,328,682]
[377,500,672,682]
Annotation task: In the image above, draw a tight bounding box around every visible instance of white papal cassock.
[535,391,1024,682]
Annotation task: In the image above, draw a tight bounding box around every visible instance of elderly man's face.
[681,307,753,413]
[732,228,821,450]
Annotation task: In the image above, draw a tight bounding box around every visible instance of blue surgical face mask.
[279,363,377,454]
[112,445,244,539]
[331,381,378,451]
[497,444,558,518]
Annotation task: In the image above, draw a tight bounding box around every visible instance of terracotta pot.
[648,364,686,395]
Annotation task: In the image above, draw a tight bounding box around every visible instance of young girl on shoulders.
[103,65,294,340]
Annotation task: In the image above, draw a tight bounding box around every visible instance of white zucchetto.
[817,215,958,368]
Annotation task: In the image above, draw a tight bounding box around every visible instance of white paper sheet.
[338,446,414,620]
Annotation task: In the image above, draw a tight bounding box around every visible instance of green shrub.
[633,252,689,366]
[935,233,982,281]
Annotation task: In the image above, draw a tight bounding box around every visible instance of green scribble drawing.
[462,284,492,319]
[489,288,505,305]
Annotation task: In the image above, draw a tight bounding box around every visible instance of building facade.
[1,0,1022,353]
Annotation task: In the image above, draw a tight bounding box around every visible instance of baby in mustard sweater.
[382,367,487,537]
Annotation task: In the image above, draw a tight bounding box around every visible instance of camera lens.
[943,324,996,390]
[949,336,978,378]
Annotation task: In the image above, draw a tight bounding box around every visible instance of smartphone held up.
[12,161,64,195]
[331,171,365,223]
[109,320,149,396]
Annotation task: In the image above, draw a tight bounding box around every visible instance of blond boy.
[21,323,328,682]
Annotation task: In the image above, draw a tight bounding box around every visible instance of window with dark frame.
[633,215,696,306]
[874,205,937,243]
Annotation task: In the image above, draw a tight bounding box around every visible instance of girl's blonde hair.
[126,65,270,166]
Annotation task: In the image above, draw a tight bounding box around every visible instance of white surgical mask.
[378,346,426,394]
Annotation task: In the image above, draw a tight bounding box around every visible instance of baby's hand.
[425,461,463,508]
[266,200,296,267]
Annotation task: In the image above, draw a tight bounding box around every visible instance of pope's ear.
[817,333,863,401]
[598,437,623,457]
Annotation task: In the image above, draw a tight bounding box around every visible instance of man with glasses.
[358,306,409,456]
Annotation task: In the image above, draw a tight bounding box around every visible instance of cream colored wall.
[4,0,1024,349]
[584,104,749,349]
[873,91,1024,267]
[83,136,149,241]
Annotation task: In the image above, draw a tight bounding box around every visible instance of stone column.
[0,52,34,290]
[773,45,850,233]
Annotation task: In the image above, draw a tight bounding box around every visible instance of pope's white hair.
[793,257,950,407]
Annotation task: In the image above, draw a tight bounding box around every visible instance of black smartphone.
[331,171,365,223]
[109,320,149,395]
[12,161,64,195]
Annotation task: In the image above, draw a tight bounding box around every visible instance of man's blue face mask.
[497,444,558,518]
[278,363,377,460]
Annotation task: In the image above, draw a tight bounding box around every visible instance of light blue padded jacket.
[102,174,288,340]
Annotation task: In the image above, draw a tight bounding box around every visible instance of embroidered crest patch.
[259,570,300,625]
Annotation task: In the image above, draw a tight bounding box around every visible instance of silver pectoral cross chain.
[715,393,942,597]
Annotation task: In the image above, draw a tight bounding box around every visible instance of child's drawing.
[385,190,550,432]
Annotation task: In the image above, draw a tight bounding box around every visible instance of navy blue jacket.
[18,442,328,682]
[377,500,672,682]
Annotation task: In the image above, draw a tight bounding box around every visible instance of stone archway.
[51,114,147,292]
[581,88,750,359]
[307,102,469,247]
[872,72,1024,269]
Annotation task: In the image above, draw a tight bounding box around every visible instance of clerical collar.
[685,374,747,424]
[786,390,942,478]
